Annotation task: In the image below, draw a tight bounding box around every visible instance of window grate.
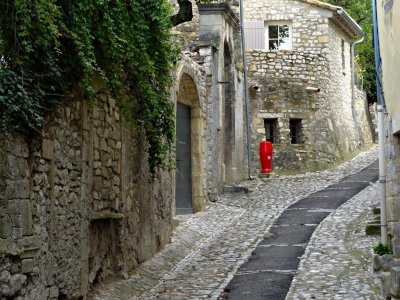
[264,118,278,143]
[290,119,302,144]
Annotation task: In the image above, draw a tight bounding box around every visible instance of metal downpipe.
[239,0,252,179]
[351,35,365,145]
[378,104,388,245]
[372,0,388,244]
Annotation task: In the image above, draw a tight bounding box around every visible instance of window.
[290,119,302,144]
[264,118,278,143]
[267,22,292,51]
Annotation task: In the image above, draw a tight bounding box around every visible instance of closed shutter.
[244,20,265,50]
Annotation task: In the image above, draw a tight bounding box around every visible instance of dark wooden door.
[176,102,192,214]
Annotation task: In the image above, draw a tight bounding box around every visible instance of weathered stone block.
[391,267,400,298]
[0,238,10,253]
[392,237,400,257]
[21,259,34,273]
[0,214,13,238]
[49,286,59,298]
[20,247,40,259]
[42,139,55,160]
[318,36,329,43]
[5,154,21,178]
[12,227,22,239]
[7,200,21,215]
[21,200,33,236]
[2,274,27,297]
[13,180,30,199]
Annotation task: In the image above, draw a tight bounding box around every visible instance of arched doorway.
[223,42,237,183]
[175,73,205,214]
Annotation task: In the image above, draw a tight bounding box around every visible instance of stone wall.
[325,22,360,155]
[0,92,173,299]
[384,115,400,299]
[354,89,375,147]
[247,50,327,171]
[376,1,400,298]
[0,135,39,299]
[244,0,373,173]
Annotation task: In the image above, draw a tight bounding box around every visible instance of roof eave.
[333,9,365,39]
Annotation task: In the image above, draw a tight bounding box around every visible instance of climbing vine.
[0,0,179,174]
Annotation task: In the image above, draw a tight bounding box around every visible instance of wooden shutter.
[244,20,266,50]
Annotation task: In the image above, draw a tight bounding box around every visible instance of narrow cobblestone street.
[89,146,382,300]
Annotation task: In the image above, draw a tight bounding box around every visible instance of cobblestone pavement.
[89,146,381,300]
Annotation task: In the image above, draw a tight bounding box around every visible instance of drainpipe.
[351,34,365,146]
[239,0,252,179]
[372,0,388,245]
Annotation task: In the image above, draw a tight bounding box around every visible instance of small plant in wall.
[235,64,244,82]
[211,42,219,53]
[235,64,244,74]
[373,243,392,256]
[372,242,393,273]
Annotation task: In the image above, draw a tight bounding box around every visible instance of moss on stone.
[366,223,381,236]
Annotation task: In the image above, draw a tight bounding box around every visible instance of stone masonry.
[244,0,374,173]
[0,89,173,299]
[384,115,400,299]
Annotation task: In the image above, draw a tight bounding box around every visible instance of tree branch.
[171,0,193,27]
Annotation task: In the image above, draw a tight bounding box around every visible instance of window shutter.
[244,20,265,50]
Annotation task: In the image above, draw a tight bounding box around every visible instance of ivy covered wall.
[0,0,178,173]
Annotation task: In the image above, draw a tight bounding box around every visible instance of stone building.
[0,2,248,298]
[244,0,374,173]
[375,0,400,298]
[172,2,248,213]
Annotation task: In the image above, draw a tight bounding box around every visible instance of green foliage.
[0,68,43,133]
[322,0,377,104]
[373,243,392,256]
[0,0,179,173]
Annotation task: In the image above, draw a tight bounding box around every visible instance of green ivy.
[0,0,179,174]
[0,68,44,133]
[373,243,392,256]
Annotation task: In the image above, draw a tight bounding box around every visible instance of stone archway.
[175,72,205,214]
[223,41,237,183]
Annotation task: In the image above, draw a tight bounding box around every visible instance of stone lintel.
[20,246,40,259]
[92,210,124,220]
[258,113,285,119]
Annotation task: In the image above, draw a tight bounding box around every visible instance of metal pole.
[350,35,364,145]
[239,0,252,179]
[372,0,388,244]
[378,104,388,244]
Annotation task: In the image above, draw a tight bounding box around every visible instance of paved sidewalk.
[89,146,381,300]
[286,182,382,300]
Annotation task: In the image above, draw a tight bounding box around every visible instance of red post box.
[259,141,272,173]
